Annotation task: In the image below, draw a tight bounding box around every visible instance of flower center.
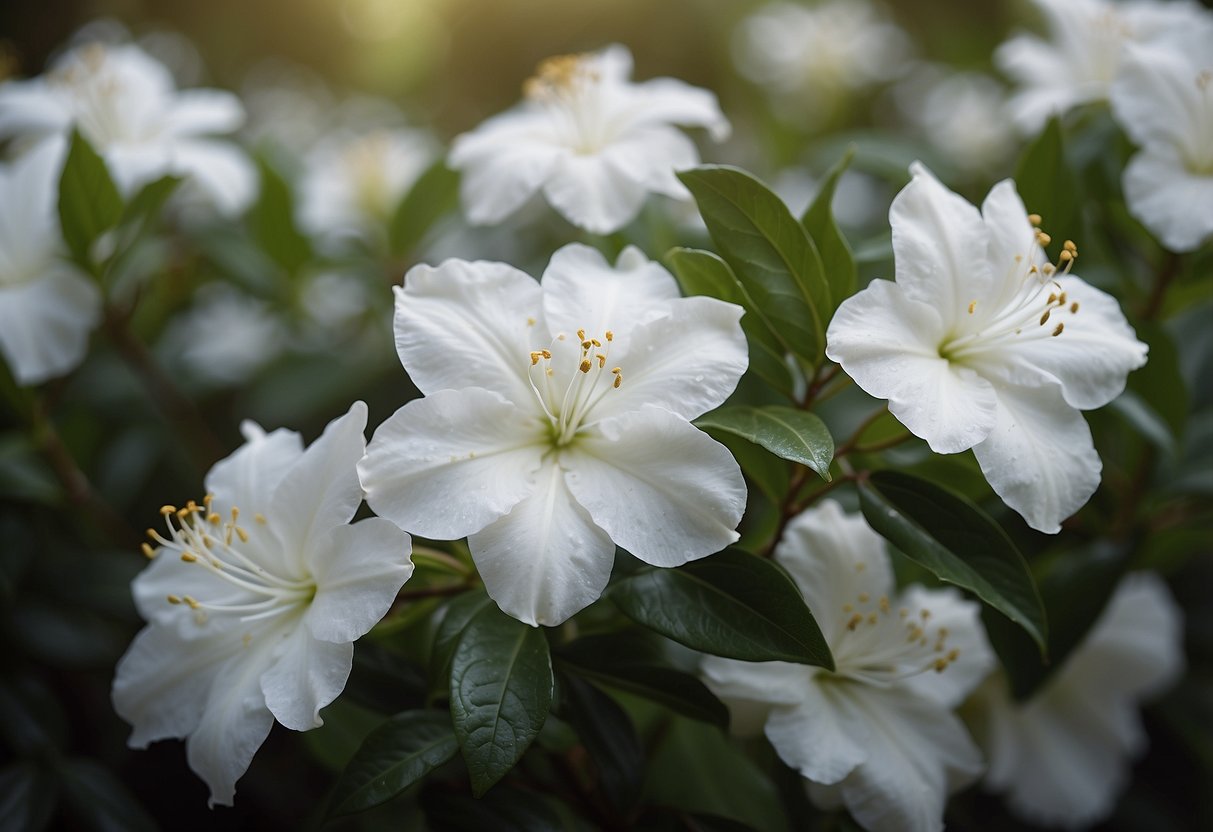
[938,217,1081,363]
[50,45,160,146]
[526,327,623,447]
[523,54,610,154]
[345,132,396,220]
[145,496,314,626]
[831,587,961,686]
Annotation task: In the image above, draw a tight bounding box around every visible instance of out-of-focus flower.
[995,0,1211,136]
[894,68,1017,177]
[733,0,911,127]
[1109,25,1213,252]
[0,40,255,215]
[702,501,993,832]
[158,283,287,388]
[448,45,729,234]
[112,403,414,806]
[826,164,1147,533]
[971,572,1184,829]
[359,243,747,626]
[0,140,100,386]
[297,127,435,245]
[299,271,372,334]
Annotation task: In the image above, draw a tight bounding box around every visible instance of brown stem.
[102,303,225,469]
[801,363,842,409]
[1140,251,1181,321]
[763,465,810,557]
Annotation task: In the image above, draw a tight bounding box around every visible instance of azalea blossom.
[297,126,436,245]
[447,45,729,234]
[702,501,994,832]
[0,40,256,215]
[358,243,747,626]
[826,163,1147,533]
[971,572,1184,828]
[112,403,414,806]
[0,140,101,386]
[894,68,1017,177]
[1109,24,1213,252]
[995,0,1211,135]
[157,283,286,388]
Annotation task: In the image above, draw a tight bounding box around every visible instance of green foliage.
[858,471,1048,654]
[389,161,461,258]
[801,147,858,312]
[248,155,312,274]
[696,405,834,482]
[608,548,834,668]
[557,672,645,812]
[57,130,123,266]
[1014,117,1081,252]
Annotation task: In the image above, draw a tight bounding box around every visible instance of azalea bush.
[1,1,1211,830]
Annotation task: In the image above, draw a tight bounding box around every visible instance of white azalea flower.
[702,501,994,832]
[0,40,255,215]
[157,283,286,388]
[112,402,414,806]
[297,127,435,245]
[826,163,1147,533]
[995,0,1211,135]
[358,243,747,626]
[0,140,101,386]
[895,68,1017,177]
[1109,25,1213,252]
[447,45,729,235]
[972,572,1184,829]
[733,0,911,126]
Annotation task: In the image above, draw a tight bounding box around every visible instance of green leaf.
[58,129,123,264]
[430,589,493,688]
[389,161,461,257]
[678,166,829,365]
[1014,117,1081,252]
[607,548,833,668]
[558,636,729,728]
[558,672,644,812]
[118,175,181,231]
[422,784,566,831]
[449,604,554,797]
[857,470,1048,654]
[666,247,795,396]
[329,710,459,817]
[248,156,311,274]
[801,147,858,312]
[704,427,790,504]
[0,763,56,832]
[696,406,833,482]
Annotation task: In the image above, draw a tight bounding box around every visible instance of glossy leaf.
[696,406,833,482]
[801,147,858,312]
[249,156,311,274]
[858,470,1047,654]
[328,710,459,817]
[449,604,554,797]
[558,672,644,812]
[607,548,833,668]
[1014,117,1080,253]
[430,589,493,688]
[58,129,123,264]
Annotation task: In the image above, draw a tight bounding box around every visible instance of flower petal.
[564,405,745,567]
[260,624,354,731]
[542,153,650,234]
[973,381,1101,534]
[994,33,1080,136]
[896,585,995,708]
[764,679,869,785]
[0,79,72,138]
[359,387,546,540]
[0,270,100,386]
[448,114,562,226]
[626,77,731,141]
[306,518,414,643]
[699,657,813,737]
[1110,34,1212,154]
[827,279,997,454]
[600,125,699,197]
[468,460,615,626]
[393,257,543,402]
[164,89,246,137]
[890,162,994,321]
[540,243,680,343]
[1121,147,1213,253]
[170,139,258,216]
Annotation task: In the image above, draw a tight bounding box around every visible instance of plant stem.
[1140,251,1181,322]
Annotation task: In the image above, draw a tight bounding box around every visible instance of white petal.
[260,624,354,731]
[270,402,368,571]
[832,684,984,832]
[0,79,72,138]
[764,679,869,785]
[165,89,246,137]
[1121,147,1213,253]
[540,243,680,342]
[590,295,747,423]
[599,125,700,198]
[625,77,731,141]
[700,657,814,737]
[170,139,258,216]
[968,275,1148,410]
[890,162,994,322]
[359,387,546,540]
[980,179,1040,311]
[131,545,256,636]
[896,585,995,708]
[994,35,1080,136]
[1110,36,1210,153]
[306,518,414,643]
[0,137,64,275]
[827,279,997,454]
[449,115,562,226]
[542,153,650,234]
[393,258,543,401]
[564,406,744,567]
[973,381,1101,534]
[0,270,100,386]
[468,460,615,626]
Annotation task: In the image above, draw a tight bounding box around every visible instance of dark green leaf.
[801,147,858,312]
[704,427,790,503]
[60,758,156,832]
[858,470,1047,654]
[449,604,553,796]
[558,673,644,812]
[248,156,311,274]
[696,406,833,482]
[608,548,833,668]
[1126,322,1187,441]
[430,589,493,688]
[329,710,459,817]
[0,434,62,504]
[422,783,565,832]
[118,175,181,232]
[0,763,56,832]
[344,643,429,715]
[1014,118,1081,253]
[678,166,829,365]
[666,247,795,396]
[58,129,123,263]
[389,161,460,257]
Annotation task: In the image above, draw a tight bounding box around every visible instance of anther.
[1037,231,1052,246]
[141,543,157,559]
[968,301,976,314]
[1070,301,1079,313]
[160,505,176,515]
[181,552,198,563]
[577,329,586,340]
[605,330,613,341]
[858,592,870,603]
[235,527,249,543]
[254,513,267,524]
[1040,310,1051,326]
[597,354,606,368]
[1053,322,1065,336]
[167,594,182,604]
[847,613,863,631]
[207,512,221,525]
[1027,213,1042,225]
[184,596,200,609]
[579,359,592,373]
